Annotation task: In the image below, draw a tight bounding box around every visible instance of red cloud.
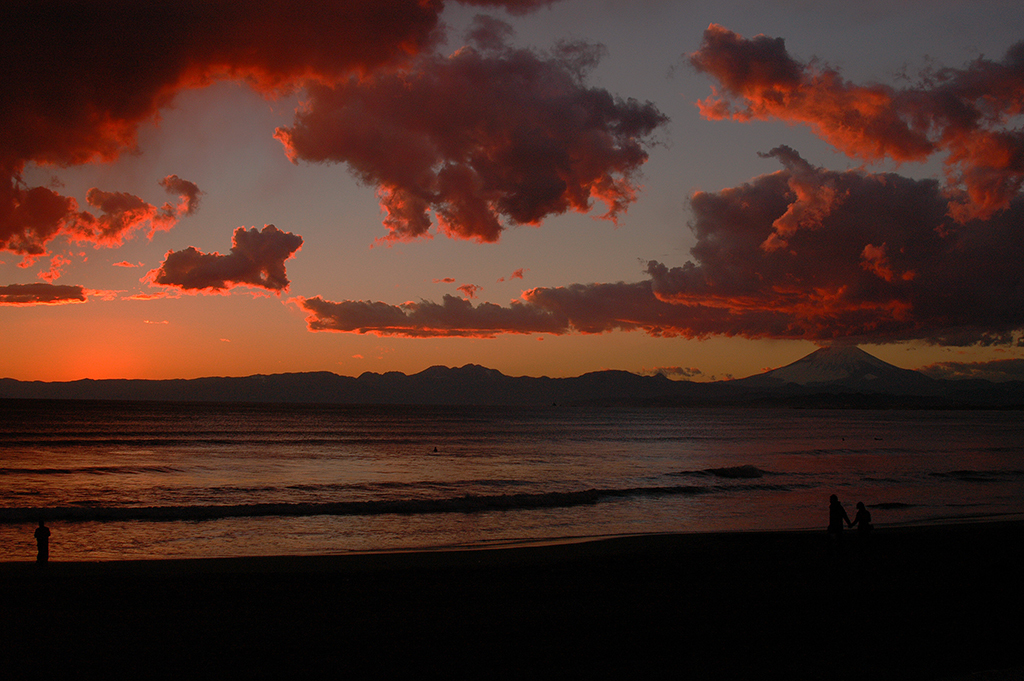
[690,24,1024,221]
[148,225,303,293]
[498,268,526,282]
[159,175,202,217]
[2,177,200,256]
[38,254,71,283]
[0,283,86,305]
[296,150,1024,345]
[1,1,555,257]
[457,284,482,299]
[275,28,667,244]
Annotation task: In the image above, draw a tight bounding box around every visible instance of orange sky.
[2,0,1023,383]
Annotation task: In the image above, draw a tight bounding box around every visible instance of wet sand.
[2,522,1023,680]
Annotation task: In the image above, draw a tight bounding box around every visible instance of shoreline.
[3,513,1023,566]
[4,521,1023,679]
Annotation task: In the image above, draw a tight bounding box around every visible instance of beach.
[3,521,1023,680]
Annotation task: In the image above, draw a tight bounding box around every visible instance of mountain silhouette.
[733,344,938,394]
[1,346,1020,407]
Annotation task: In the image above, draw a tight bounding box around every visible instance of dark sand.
[3,522,1023,680]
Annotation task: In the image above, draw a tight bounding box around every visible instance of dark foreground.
[2,523,1023,680]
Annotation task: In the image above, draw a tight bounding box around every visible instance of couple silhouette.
[828,494,871,555]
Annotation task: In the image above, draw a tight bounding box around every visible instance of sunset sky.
[3,0,1023,383]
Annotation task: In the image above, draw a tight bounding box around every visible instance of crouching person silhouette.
[851,502,873,552]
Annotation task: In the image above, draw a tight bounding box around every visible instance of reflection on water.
[1,400,1022,560]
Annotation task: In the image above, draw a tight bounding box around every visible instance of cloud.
[433,277,457,284]
[0,283,86,305]
[459,0,560,14]
[644,148,1024,344]
[690,24,1024,221]
[295,294,568,338]
[641,366,704,379]
[919,358,1024,382]
[159,175,202,217]
[0,184,77,256]
[295,150,1024,345]
[457,284,482,299]
[38,254,71,282]
[2,177,201,257]
[0,1,553,257]
[295,279,683,339]
[148,224,303,293]
[275,32,667,244]
[498,268,526,282]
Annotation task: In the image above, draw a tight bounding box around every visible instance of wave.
[929,469,1024,482]
[0,481,798,523]
[0,436,447,448]
[0,465,183,476]
[669,465,773,479]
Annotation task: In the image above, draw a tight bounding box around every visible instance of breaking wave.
[0,480,798,523]
[669,465,774,479]
[929,469,1024,483]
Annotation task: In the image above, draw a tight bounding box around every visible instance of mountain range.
[1,346,1021,408]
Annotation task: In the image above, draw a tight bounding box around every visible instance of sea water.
[1,399,1022,561]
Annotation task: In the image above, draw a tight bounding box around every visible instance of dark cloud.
[296,150,1024,345]
[0,184,75,255]
[690,24,1024,221]
[149,225,303,293]
[465,14,516,52]
[296,294,568,338]
[0,0,555,257]
[275,38,667,244]
[159,175,202,217]
[919,358,1024,382]
[0,283,86,305]
[459,0,560,14]
[645,147,1024,344]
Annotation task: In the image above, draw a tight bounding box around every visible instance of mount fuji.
[733,345,937,394]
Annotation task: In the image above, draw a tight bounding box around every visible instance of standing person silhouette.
[827,494,852,555]
[34,519,51,564]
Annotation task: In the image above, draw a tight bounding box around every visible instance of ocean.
[1,399,1022,561]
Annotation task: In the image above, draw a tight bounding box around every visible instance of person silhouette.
[851,502,872,534]
[827,494,852,555]
[34,519,51,564]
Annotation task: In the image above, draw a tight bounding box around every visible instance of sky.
[2,0,1023,383]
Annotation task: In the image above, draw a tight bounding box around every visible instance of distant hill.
[1,347,1022,408]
